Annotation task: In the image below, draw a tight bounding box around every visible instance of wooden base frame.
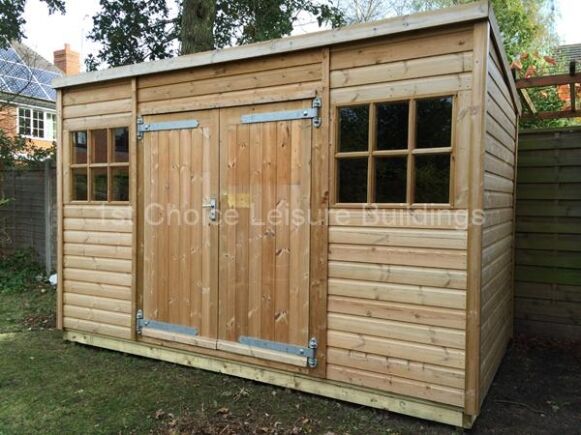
[64,330,473,428]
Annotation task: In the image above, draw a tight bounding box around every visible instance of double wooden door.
[141,101,313,363]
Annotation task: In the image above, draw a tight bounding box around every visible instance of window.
[18,107,57,140]
[335,96,454,205]
[70,128,130,202]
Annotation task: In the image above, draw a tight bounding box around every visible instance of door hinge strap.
[136,310,199,336]
[239,336,319,368]
[240,97,322,128]
[137,117,199,139]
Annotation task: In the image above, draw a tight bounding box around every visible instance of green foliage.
[85,0,344,69]
[0,249,45,294]
[0,0,65,48]
[0,129,55,171]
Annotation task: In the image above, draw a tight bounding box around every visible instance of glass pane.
[375,157,407,203]
[113,127,129,162]
[111,167,129,201]
[416,97,453,149]
[91,129,108,163]
[91,168,108,201]
[339,105,369,152]
[337,158,368,203]
[72,131,87,164]
[376,102,409,150]
[415,154,451,204]
[71,168,87,201]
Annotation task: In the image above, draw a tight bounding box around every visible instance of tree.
[86,0,345,69]
[0,0,65,48]
[181,0,215,54]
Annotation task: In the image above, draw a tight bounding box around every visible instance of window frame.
[332,95,456,209]
[69,127,131,204]
[17,106,57,141]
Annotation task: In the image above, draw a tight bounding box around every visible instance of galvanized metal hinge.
[239,336,319,368]
[240,97,322,128]
[136,309,199,337]
[137,116,200,140]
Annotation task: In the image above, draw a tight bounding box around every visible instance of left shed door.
[141,110,219,347]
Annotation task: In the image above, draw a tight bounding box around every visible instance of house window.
[335,96,454,205]
[18,107,57,140]
[70,128,130,203]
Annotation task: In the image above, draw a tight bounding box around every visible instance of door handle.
[202,197,217,221]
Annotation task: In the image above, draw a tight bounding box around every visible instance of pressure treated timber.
[64,331,468,427]
[57,2,519,427]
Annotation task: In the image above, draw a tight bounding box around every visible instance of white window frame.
[17,105,57,141]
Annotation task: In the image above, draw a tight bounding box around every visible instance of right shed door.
[218,102,313,350]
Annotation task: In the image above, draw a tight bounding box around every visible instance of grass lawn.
[1,252,579,434]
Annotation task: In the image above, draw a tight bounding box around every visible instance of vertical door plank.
[248,123,263,338]
[156,131,169,321]
[261,122,277,341]
[167,130,181,322]
[179,129,193,327]
[235,124,250,340]
[190,129,203,329]
[298,119,312,344]
[274,121,291,343]
[143,131,152,319]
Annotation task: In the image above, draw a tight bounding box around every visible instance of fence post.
[44,160,52,274]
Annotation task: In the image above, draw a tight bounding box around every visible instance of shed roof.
[53,1,519,113]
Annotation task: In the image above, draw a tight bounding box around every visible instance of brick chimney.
[53,44,80,75]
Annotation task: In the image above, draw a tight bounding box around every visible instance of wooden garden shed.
[53,1,521,427]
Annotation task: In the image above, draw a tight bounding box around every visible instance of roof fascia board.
[488,5,523,114]
[53,1,488,89]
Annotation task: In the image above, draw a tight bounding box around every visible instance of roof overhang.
[53,0,490,89]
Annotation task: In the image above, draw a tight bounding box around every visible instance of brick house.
[0,42,80,148]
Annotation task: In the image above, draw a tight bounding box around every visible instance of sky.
[22,0,581,71]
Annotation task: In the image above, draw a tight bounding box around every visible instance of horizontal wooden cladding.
[63,113,133,131]
[64,205,133,219]
[484,152,514,180]
[483,208,512,228]
[64,243,132,260]
[63,318,131,340]
[329,295,465,330]
[517,200,581,218]
[328,312,464,349]
[63,98,133,120]
[517,184,581,200]
[516,217,581,234]
[327,347,464,389]
[516,249,581,269]
[515,296,581,325]
[139,49,322,89]
[515,233,581,252]
[138,82,319,116]
[330,27,473,70]
[64,218,132,233]
[64,255,132,274]
[482,221,512,248]
[329,278,465,310]
[518,167,581,184]
[64,268,132,287]
[329,244,466,270]
[327,330,464,369]
[139,63,322,103]
[327,364,464,407]
[329,261,467,290]
[64,230,132,246]
[484,173,514,194]
[64,305,131,327]
[64,292,131,314]
[519,132,581,151]
[329,209,469,230]
[329,227,467,250]
[518,148,581,167]
[331,73,472,105]
[63,80,133,106]
[64,280,131,300]
[330,52,473,89]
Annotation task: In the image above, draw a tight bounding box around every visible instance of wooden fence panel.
[515,128,581,339]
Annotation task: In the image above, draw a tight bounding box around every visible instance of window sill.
[331,203,454,210]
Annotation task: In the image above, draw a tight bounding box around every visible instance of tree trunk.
[181,0,216,55]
